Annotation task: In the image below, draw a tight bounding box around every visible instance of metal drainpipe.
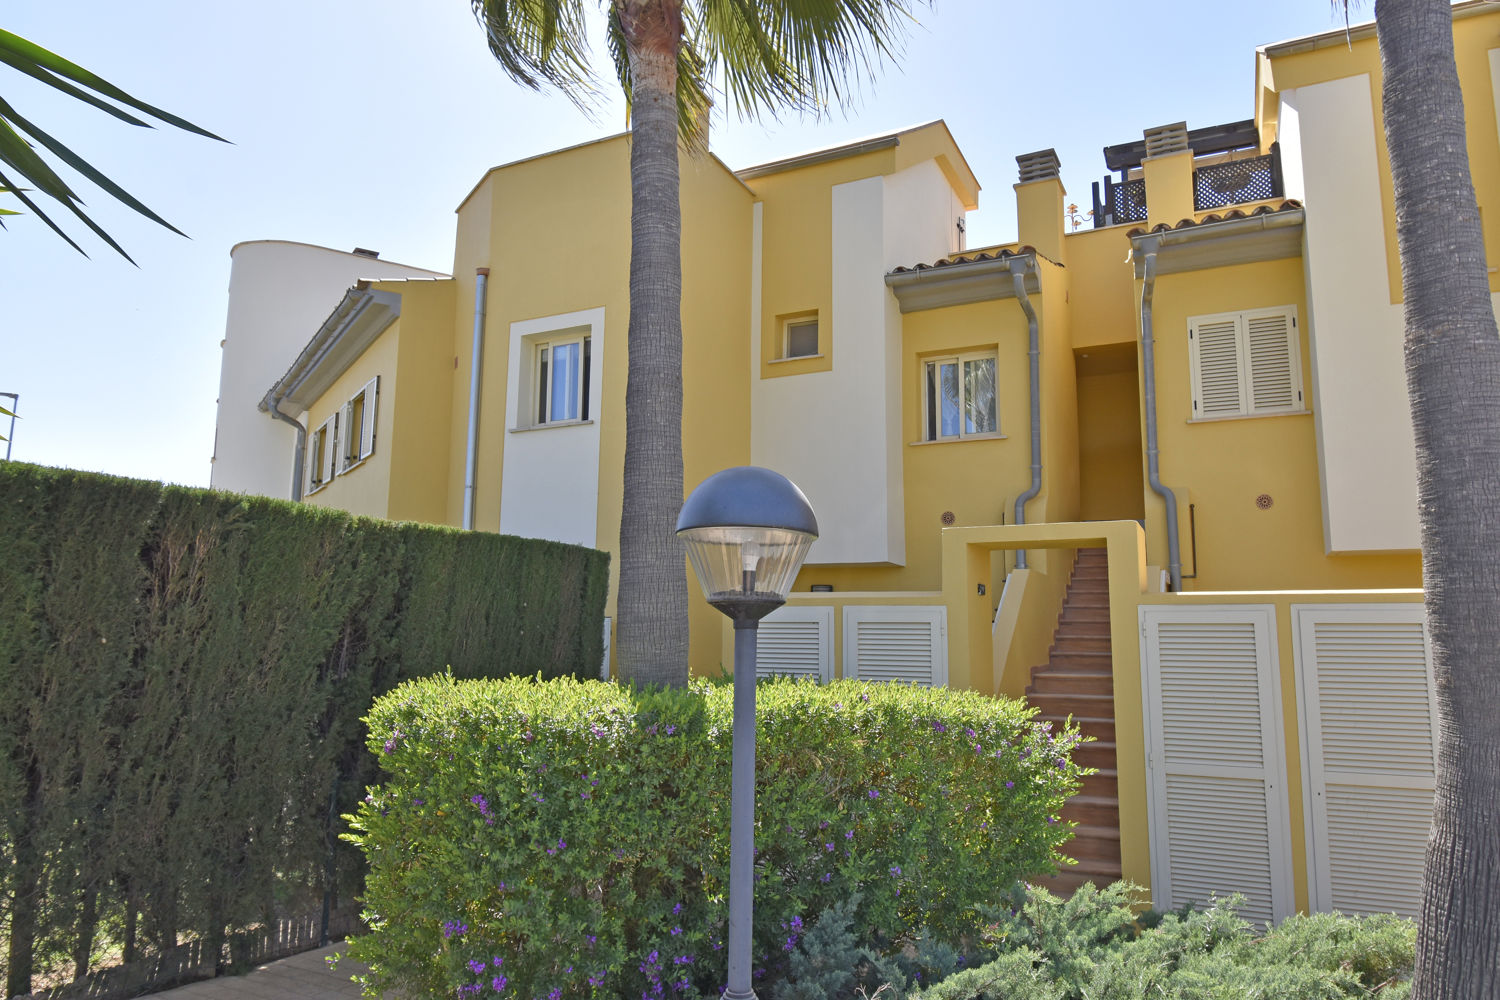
[1139,250,1183,591]
[264,396,307,502]
[462,267,490,530]
[1011,262,1042,569]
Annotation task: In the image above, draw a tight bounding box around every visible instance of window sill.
[1187,409,1310,424]
[908,433,1007,446]
[340,457,369,475]
[769,353,825,365]
[510,419,596,433]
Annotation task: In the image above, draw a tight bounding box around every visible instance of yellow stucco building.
[217,5,1500,930]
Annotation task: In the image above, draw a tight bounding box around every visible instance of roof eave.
[262,286,404,415]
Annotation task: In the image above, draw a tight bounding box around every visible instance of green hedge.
[0,462,608,997]
[345,675,1085,999]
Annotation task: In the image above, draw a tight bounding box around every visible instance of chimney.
[1141,122,1195,227]
[1015,148,1066,263]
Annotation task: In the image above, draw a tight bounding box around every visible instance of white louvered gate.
[757,606,834,682]
[1293,604,1435,917]
[1139,605,1295,925]
[843,606,947,686]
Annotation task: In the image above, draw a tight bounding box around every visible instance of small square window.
[923,352,998,441]
[535,333,591,425]
[785,318,819,359]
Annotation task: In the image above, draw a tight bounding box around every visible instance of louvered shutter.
[1293,604,1435,917]
[843,606,947,686]
[1189,316,1245,417]
[1140,605,1294,926]
[757,606,833,682]
[1245,309,1300,414]
[359,377,379,459]
[320,415,339,485]
[338,400,355,472]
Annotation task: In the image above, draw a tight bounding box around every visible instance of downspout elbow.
[1139,251,1183,591]
[1012,263,1042,569]
[260,390,307,502]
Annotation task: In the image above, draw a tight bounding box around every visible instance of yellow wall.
[1264,8,1500,297]
[1065,226,1138,350]
[380,279,457,525]
[1077,354,1145,523]
[450,135,754,676]
[303,323,399,519]
[1140,256,1420,590]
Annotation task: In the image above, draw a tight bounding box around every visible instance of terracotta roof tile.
[1126,199,1303,238]
[890,245,1036,274]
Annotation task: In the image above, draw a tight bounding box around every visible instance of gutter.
[258,393,308,501]
[1137,249,1183,591]
[1010,259,1043,569]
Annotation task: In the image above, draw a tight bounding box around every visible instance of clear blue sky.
[2,0,1352,487]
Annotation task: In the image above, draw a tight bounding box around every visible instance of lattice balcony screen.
[1115,179,1148,222]
[1194,154,1279,210]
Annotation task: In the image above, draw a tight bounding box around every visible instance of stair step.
[1062,793,1119,826]
[1028,691,1115,717]
[1069,577,1110,591]
[1042,714,1114,742]
[1051,635,1113,653]
[1027,670,1113,695]
[1065,824,1123,862]
[1060,609,1112,626]
[1072,740,1117,769]
[1045,650,1113,669]
[1055,619,1112,637]
[1079,768,1118,798]
[1064,592,1111,609]
[1039,863,1124,896]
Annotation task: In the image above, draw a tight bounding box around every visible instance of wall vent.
[1016,148,1061,184]
[1144,122,1190,159]
[352,247,381,258]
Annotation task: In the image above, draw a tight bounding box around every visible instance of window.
[535,334,591,425]
[307,414,337,493]
[1188,306,1303,419]
[784,317,819,359]
[923,352,998,441]
[339,377,379,472]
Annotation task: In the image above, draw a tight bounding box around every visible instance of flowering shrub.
[345,675,1084,999]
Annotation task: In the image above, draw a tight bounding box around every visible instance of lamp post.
[676,466,818,1000]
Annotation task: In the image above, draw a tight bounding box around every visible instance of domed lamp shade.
[676,466,818,620]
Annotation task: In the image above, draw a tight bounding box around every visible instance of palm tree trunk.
[1376,2,1500,995]
[615,0,690,686]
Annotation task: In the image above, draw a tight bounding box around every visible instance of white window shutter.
[757,606,834,682]
[1140,605,1294,927]
[360,377,379,459]
[843,606,947,686]
[337,402,354,472]
[1293,604,1434,918]
[1189,316,1245,417]
[1245,309,1300,414]
[324,415,339,483]
[305,429,318,493]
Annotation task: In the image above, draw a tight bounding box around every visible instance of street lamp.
[676,466,818,1000]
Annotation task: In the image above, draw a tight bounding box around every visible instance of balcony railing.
[1089,144,1285,228]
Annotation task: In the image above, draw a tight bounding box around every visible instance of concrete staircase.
[1026,547,1123,894]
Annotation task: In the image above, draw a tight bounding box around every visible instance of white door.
[1293,603,1435,917]
[1139,605,1295,925]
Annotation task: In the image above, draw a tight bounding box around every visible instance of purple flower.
[820,872,832,883]
[674,954,695,965]
[932,721,947,733]
[413,798,425,806]
[548,989,562,1000]
[789,915,803,931]
[382,738,397,754]
[974,743,983,753]
[784,936,797,952]
[492,957,504,968]
[442,920,468,939]
[868,789,880,799]
[889,865,902,876]
[1005,781,1015,789]
[860,693,869,702]
[468,959,487,974]
[666,724,677,735]
[670,926,682,936]
[825,842,834,852]
[459,985,481,996]
[588,972,606,988]
[491,974,508,991]
[586,935,597,946]
[845,830,853,839]
[672,902,683,916]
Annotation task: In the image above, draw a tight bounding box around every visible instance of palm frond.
[697,0,927,121]
[0,29,225,261]
[470,0,602,114]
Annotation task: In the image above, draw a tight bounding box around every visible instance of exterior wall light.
[676,466,818,1000]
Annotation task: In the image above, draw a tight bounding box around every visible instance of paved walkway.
[151,946,370,999]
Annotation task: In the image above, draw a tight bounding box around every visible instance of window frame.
[338,376,379,473]
[921,349,1000,442]
[306,413,338,494]
[782,316,820,360]
[532,331,592,428]
[1187,305,1304,421]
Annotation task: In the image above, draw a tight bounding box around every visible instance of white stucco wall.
[750,160,960,565]
[498,307,605,547]
[1279,77,1419,552]
[212,241,446,498]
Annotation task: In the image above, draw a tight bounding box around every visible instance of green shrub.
[913,883,1415,1000]
[345,675,1085,999]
